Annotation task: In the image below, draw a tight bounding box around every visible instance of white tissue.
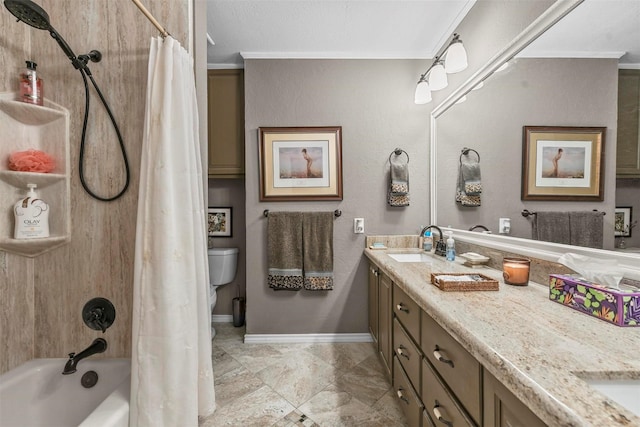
[557,253,624,289]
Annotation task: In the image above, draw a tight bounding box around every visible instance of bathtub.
[0,358,130,427]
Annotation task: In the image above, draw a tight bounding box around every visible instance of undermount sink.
[583,378,640,417]
[387,253,431,263]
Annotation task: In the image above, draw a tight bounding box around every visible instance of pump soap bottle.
[14,184,50,239]
[446,231,456,261]
[20,61,43,106]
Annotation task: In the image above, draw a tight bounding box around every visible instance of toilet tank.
[208,247,238,285]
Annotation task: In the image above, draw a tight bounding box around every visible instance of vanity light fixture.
[414,33,468,104]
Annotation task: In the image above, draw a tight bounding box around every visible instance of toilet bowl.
[208,247,238,337]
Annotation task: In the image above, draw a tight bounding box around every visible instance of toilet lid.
[207,247,238,255]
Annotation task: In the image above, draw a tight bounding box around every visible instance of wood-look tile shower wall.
[0,0,189,374]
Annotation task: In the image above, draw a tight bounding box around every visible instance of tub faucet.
[419,225,446,256]
[62,338,107,375]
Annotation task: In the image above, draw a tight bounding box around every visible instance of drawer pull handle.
[397,345,410,359]
[396,388,409,404]
[433,405,453,427]
[433,346,454,368]
[396,303,409,313]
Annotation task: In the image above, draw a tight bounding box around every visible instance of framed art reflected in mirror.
[522,126,605,201]
[615,207,632,237]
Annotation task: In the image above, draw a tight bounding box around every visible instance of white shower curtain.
[130,36,215,426]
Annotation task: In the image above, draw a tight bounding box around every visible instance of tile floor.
[200,323,409,427]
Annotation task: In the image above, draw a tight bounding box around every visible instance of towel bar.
[388,148,409,163]
[263,209,342,218]
[460,147,480,162]
[521,209,605,218]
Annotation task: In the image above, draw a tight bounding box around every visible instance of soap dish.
[459,252,490,265]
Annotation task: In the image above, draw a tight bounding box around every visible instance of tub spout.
[62,338,107,375]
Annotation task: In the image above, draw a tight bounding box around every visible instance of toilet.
[208,247,238,337]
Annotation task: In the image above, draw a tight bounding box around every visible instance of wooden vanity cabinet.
[394,356,425,427]
[421,313,482,425]
[378,271,393,378]
[422,358,476,427]
[483,369,546,427]
[368,263,379,344]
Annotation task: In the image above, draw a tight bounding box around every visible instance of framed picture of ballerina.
[258,126,343,201]
[521,126,605,201]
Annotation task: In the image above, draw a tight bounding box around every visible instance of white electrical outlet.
[499,218,511,234]
[354,218,364,234]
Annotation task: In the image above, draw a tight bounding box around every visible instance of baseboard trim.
[243,333,374,344]
[212,315,233,323]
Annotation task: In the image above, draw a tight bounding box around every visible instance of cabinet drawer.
[393,318,421,390]
[421,314,481,424]
[421,359,475,427]
[393,356,423,427]
[393,284,420,339]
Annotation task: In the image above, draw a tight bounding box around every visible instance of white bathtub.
[0,358,130,427]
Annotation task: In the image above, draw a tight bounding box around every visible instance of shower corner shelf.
[0,92,71,257]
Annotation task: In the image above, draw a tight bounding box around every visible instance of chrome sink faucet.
[419,225,446,256]
[62,338,107,375]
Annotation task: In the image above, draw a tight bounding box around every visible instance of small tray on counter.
[431,272,499,292]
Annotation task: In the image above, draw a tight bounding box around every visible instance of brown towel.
[267,212,303,290]
[532,212,570,244]
[569,211,604,249]
[302,212,334,290]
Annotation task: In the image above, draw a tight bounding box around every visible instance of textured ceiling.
[206,0,640,68]
[206,0,475,67]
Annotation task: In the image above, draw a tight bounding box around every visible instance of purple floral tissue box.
[549,274,640,327]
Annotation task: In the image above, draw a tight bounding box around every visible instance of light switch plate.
[354,218,364,234]
[499,218,511,234]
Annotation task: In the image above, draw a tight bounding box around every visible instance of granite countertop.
[364,247,640,427]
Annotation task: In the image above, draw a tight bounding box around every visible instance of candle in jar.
[502,259,530,285]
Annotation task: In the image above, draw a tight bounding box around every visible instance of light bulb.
[445,41,468,73]
[428,62,448,91]
[414,80,432,104]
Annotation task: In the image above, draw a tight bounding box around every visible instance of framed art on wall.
[207,207,232,237]
[614,207,632,237]
[521,126,605,201]
[258,126,343,201]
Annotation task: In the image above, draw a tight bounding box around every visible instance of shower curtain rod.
[131,0,170,38]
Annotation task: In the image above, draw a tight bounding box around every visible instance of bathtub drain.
[81,370,99,388]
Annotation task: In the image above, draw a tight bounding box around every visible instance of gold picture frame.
[522,126,605,201]
[258,126,343,201]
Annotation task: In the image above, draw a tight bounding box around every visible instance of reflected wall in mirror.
[434,0,640,252]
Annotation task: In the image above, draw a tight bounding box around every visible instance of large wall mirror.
[431,0,640,270]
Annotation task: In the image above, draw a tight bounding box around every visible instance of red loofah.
[8,149,56,173]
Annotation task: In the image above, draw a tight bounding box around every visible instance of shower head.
[4,0,51,31]
[4,0,85,70]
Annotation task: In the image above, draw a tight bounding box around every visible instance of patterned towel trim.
[304,276,334,290]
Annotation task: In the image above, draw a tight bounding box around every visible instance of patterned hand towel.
[302,212,334,290]
[455,160,481,207]
[569,211,603,249]
[267,212,303,290]
[388,158,409,207]
[532,211,570,244]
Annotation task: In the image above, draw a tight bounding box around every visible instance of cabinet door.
[378,272,392,379]
[617,69,640,178]
[207,69,244,177]
[483,369,546,427]
[368,263,379,344]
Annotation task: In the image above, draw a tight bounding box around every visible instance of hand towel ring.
[389,148,409,164]
[460,147,480,163]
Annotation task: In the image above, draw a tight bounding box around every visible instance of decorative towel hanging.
[456,147,481,207]
[388,148,410,207]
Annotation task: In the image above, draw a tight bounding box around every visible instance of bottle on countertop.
[423,230,433,251]
[20,60,43,106]
[14,183,50,239]
[446,231,456,261]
